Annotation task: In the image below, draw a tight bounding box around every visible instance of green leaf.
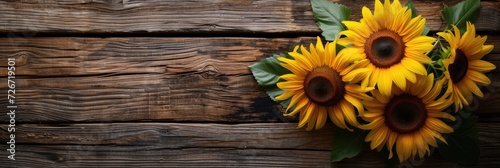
[441,0,481,31]
[437,133,480,165]
[453,111,479,143]
[405,0,430,35]
[311,0,351,41]
[335,43,345,54]
[422,26,430,36]
[331,128,367,162]
[249,53,291,108]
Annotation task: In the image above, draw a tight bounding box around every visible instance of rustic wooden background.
[0,0,498,167]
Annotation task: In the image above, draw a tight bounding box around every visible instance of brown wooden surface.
[0,37,498,123]
[0,123,499,167]
[0,0,499,167]
[0,0,497,34]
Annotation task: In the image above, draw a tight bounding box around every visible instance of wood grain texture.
[0,37,499,123]
[0,123,498,167]
[2,123,333,150]
[0,0,497,34]
[0,0,498,167]
[0,37,495,123]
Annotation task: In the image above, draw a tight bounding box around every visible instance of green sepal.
[311,0,351,41]
[441,0,481,32]
[249,53,292,108]
[331,128,368,162]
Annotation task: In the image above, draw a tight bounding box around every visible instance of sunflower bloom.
[339,0,435,96]
[276,37,372,131]
[359,74,454,162]
[437,22,496,110]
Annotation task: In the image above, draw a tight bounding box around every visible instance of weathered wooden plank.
[0,0,497,34]
[0,37,311,123]
[1,123,334,150]
[0,123,498,167]
[0,37,499,123]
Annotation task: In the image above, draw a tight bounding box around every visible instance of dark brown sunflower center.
[448,50,469,83]
[303,66,344,106]
[365,30,405,68]
[384,94,427,134]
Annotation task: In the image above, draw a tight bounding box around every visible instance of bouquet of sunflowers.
[249,0,495,165]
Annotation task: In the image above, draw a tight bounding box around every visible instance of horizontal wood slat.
[0,123,498,167]
[1,123,333,150]
[0,37,499,123]
[0,0,497,34]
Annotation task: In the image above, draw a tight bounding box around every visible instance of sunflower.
[339,0,436,96]
[437,22,496,110]
[275,37,372,131]
[359,74,455,162]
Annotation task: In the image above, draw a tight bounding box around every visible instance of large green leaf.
[441,0,480,31]
[249,53,291,108]
[453,111,479,143]
[405,0,430,35]
[437,111,480,165]
[311,0,351,41]
[331,128,367,162]
[437,133,480,165]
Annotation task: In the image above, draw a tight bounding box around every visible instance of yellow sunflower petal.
[390,65,406,90]
[342,68,371,83]
[284,92,306,115]
[298,103,315,128]
[370,126,389,150]
[361,6,379,32]
[279,74,302,82]
[344,94,365,115]
[343,21,370,38]
[387,132,398,159]
[396,135,413,162]
[414,134,427,159]
[469,45,493,60]
[466,70,492,86]
[468,60,496,72]
[329,106,348,129]
[276,81,303,91]
[463,76,485,97]
[306,107,319,131]
[301,45,320,67]
[428,111,455,121]
[377,68,393,96]
[340,100,358,127]
[275,90,295,101]
[316,106,327,130]
[279,56,308,74]
[315,36,325,57]
[426,118,454,133]
[401,58,427,75]
[324,42,336,66]
[288,50,313,71]
[358,117,384,130]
